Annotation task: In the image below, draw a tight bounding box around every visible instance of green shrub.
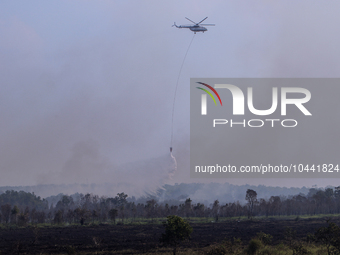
[284,227,296,246]
[233,237,242,246]
[160,215,193,255]
[292,243,309,255]
[306,233,316,243]
[257,232,273,245]
[246,239,263,255]
[258,247,272,255]
[315,222,340,255]
[207,245,227,255]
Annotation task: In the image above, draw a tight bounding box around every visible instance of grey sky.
[1,1,340,193]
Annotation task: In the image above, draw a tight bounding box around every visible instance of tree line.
[0,187,340,226]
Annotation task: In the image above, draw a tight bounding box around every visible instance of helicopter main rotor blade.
[185,17,196,24]
[197,17,208,24]
[200,24,215,26]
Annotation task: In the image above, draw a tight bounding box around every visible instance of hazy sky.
[1,1,340,192]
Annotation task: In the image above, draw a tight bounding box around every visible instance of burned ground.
[0,217,337,254]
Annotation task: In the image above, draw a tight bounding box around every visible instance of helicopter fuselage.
[174,24,207,33]
[189,26,207,32]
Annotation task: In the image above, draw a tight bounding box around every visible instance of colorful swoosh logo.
[196,82,222,106]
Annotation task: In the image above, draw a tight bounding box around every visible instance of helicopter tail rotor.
[172,22,180,28]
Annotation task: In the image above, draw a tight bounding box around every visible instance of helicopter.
[172,17,215,34]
